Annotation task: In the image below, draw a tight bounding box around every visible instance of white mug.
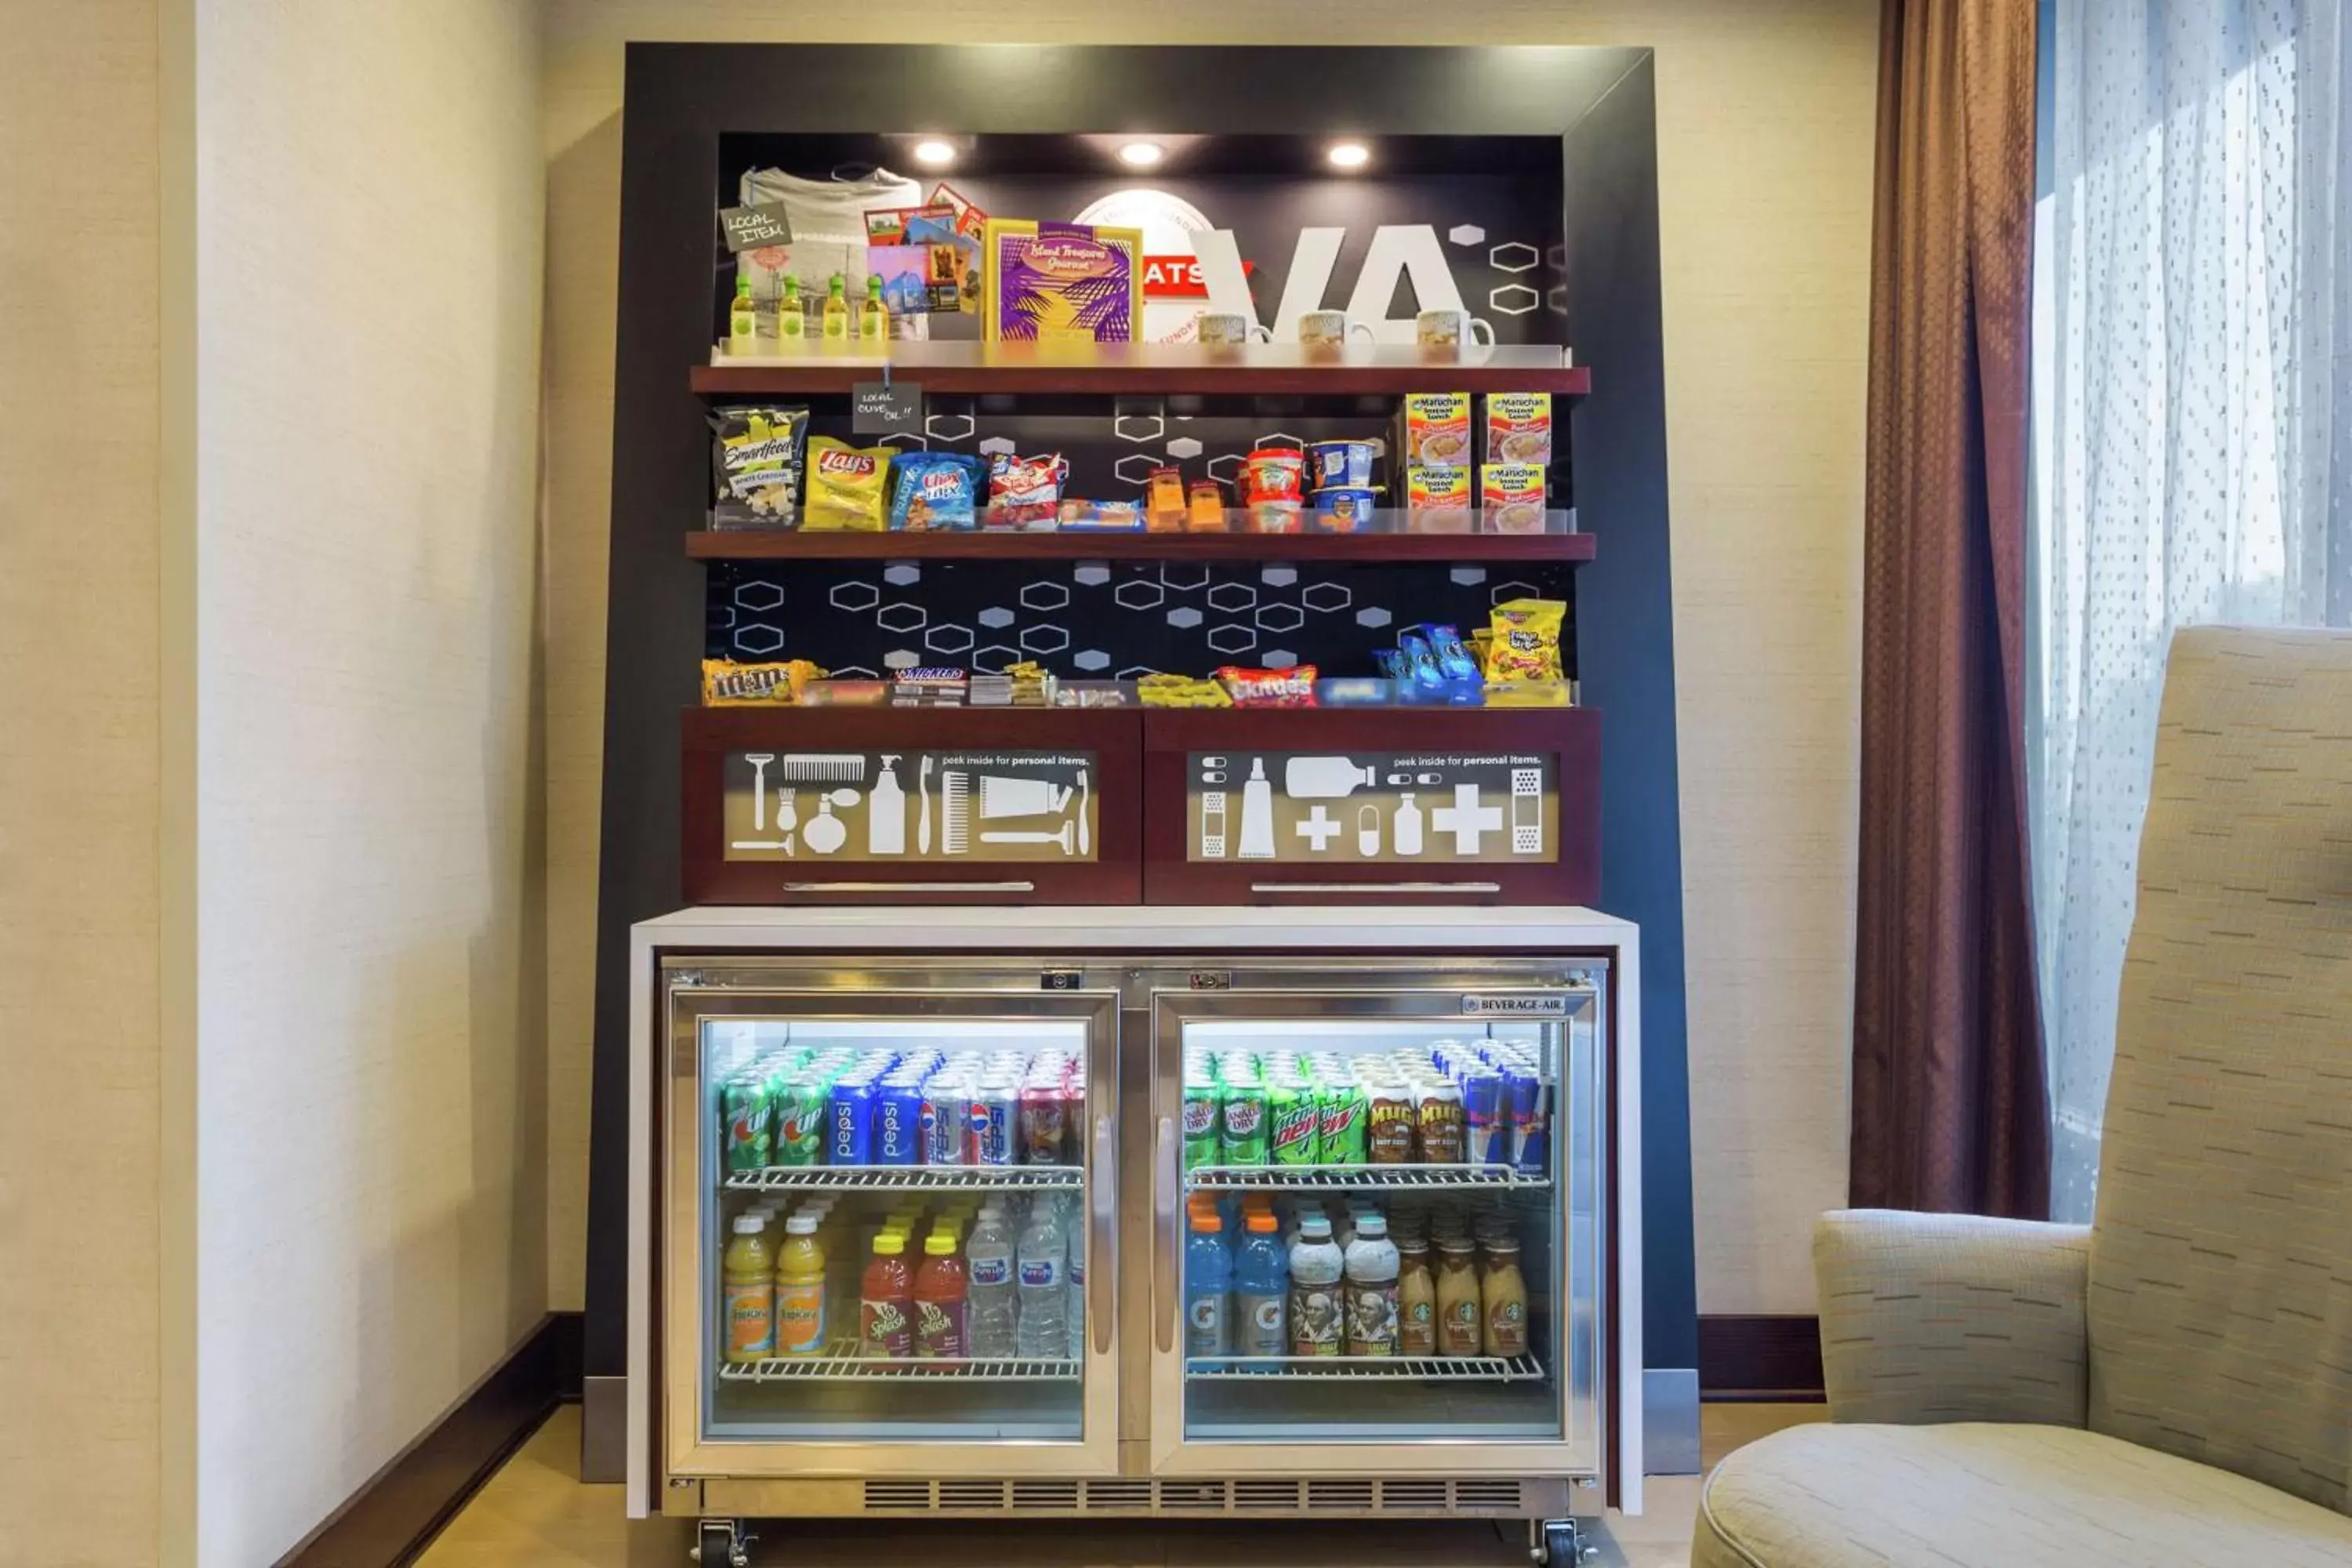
[1197,312,1272,346]
[1417,308,1497,349]
[1297,310,1377,347]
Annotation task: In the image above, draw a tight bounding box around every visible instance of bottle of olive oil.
[820,274,851,341]
[859,274,890,343]
[728,278,758,357]
[776,276,805,343]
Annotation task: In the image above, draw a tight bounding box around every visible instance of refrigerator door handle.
[1152,1115,1178,1354]
[1091,1109,1116,1356]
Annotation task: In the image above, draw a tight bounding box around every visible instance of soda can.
[1269,1080,1321,1165]
[773,1075,828,1167]
[1018,1082,1069,1167]
[875,1079,925,1166]
[921,1079,968,1167]
[1220,1080,1270,1166]
[1317,1081,1369,1166]
[1463,1069,1509,1167]
[722,1077,772,1171]
[1181,1075,1224,1171]
[968,1083,1018,1166]
[1508,1068,1552,1176]
[828,1075,876,1165]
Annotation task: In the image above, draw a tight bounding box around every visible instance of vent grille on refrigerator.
[936,1480,1008,1510]
[1081,1479,1152,1512]
[1380,1479,1450,1510]
[862,1480,931,1511]
[1156,1479,1228,1511]
[1305,1479,1375,1511]
[1010,1480,1079,1511]
[1454,1479,1526,1511]
[1232,1479,1303,1510]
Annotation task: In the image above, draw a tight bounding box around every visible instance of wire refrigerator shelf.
[1185,1164,1550,1192]
[723,1164,1087,1193]
[719,1342,1082,1383]
[1183,1353,1547,1382]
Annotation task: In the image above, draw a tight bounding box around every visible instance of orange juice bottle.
[773,1213,826,1356]
[722,1215,775,1363]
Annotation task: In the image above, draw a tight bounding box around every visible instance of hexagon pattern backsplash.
[710,561,1575,681]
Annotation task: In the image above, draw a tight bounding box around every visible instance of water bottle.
[1014,1199,1066,1357]
[965,1203,1017,1358]
[1066,1204,1086,1364]
[1232,1209,1289,1356]
[1185,1207,1232,1356]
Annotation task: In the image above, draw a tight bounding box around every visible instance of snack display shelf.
[685,516,1595,564]
[721,1163,1087,1193]
[1183,1164,1552,1192]
[1183,1353,1547,1383]
[693,342,1590,398]
[718,1345,1082,1384]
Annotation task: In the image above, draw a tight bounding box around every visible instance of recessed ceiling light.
[1117,141,1165,168]
[913,140,956,168]
[1328,142,1371,169]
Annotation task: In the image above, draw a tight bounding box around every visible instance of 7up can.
[723,1076,772,1172]
[1269,1080,1321,1166]
[1318,1081,1369,1167]
[1220,1080,1269,1166]
[1181,1073,1224,1171]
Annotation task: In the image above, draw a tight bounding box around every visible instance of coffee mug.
[1416,309,1497,349]
[1297,310,1377,347]
[1197,312,1272,346]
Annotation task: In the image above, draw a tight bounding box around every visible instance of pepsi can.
[921,1077,968,1167]
[828,1074,876,1165]
[967,1082,1018,1166]
[875,1078,925,1166]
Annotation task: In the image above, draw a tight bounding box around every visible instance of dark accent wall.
[591,45,1697,1414]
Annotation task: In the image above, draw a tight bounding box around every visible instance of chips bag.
[1486,599,1566,683]
[985,452,1068,528]
[887,452,985,530]
[708,405,810,527]
[801,438,896,530]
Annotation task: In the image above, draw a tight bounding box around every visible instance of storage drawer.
[682,708,1143,904]
[1141,707,1599,906]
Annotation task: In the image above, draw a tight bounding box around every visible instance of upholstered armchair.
[1697,627,2352,1566]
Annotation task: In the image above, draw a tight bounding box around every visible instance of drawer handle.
[1248,880,1504,895]
[782,880,1037,893]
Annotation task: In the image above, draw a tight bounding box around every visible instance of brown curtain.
[1851,0,2049,1217]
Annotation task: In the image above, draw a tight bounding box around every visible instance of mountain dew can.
[1182,1073,1225,1171]
[1269,1080,1321,1166]
[1318,1081,1369,1166]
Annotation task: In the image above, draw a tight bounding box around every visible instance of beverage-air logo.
[1461,993,1570,1018]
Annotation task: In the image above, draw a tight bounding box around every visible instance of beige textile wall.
[192,2,548,1562]
[540,5,1875,1318]
[0,3,165,1563]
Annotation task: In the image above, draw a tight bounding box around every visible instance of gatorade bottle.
[1185,1207,1232,1356]
[722,1215,775,1363]
[913,1231,968,1359]
[773,1213,826,1356]
[1232,1209,1290,1356]
[859,1233,913,1359]
[966,1204,1017,1358]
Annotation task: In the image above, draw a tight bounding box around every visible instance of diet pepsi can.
[921,1076,968,1167]
[967,1082,1018,1166]
[874,1078,925,1167]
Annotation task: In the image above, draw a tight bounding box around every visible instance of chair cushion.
[1694,1422,2352,1568]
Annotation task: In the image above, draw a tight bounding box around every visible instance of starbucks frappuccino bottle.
[1481,1237,1529,1357]
[1396,1235,1438,1355]
[1436,1235,1482,1357]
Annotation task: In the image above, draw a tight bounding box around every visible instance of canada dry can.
[1220,1081,1270,1166]
[1181,1076,1223,1171]
[1268,1080,1320,1166]
[1317,1082,1369,1166]
[722,1078,771,1172]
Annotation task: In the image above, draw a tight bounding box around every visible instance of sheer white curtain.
[2033,0,2350,1221]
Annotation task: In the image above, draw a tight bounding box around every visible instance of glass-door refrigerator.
[635,922,1632,1568]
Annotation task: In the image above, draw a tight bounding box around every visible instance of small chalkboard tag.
[852,380,923,433]
[718,202,793,252]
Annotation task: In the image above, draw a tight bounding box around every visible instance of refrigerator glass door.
[663,960,1121,1479]
[1147,966,1605,1478]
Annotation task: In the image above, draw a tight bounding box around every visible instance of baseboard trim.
[276,1309,584,1568]
[1698,1314,1824,1403]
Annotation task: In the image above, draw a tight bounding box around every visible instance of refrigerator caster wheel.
[1537,1519,1590,1566]
[693,1520,750,1568]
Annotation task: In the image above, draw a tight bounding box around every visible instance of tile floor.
[417,1403,1824,1568]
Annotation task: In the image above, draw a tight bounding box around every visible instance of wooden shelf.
[692,342,1590,398]
[688,523,1595,564]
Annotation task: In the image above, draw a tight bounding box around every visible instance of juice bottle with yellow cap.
[913,1230,969,1358]
[860,1232,913,1359]
[773,1212,826,1356]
